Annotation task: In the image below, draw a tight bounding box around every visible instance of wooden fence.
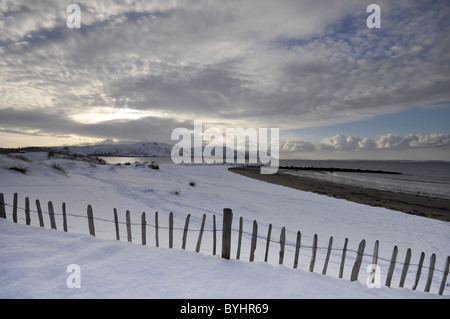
[0,192,449,296]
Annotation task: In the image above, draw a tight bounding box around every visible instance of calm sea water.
[281,160,450,200]
[101,157,450,199]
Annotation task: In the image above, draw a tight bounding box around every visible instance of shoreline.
[229,166,450,222]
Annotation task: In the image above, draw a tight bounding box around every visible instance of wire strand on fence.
[3,202,215,233]
[2,200,447,275]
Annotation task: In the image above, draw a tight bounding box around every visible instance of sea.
[100,157,450,200]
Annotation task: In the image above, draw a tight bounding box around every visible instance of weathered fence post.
[293,231,301,269]
[279,227,286,265]
[13,193,18,223]
[309,234,318,272]
[0,193,6,219]
[339,238,348,279]
[249,220,258,262]
[141,212,146,246]
[322,236,333,275]
[113,208,120,240]
[155,211,159,247]
[439,256,450,296]
[412,252,425,290]
[350,239,366,281]
[48,201,57,230]
[236,216,243,260]
[221,209,233,259]
[126,210,132,242]
[424,253,436,293]
[385,245,398,287]
[182,214,191,250]
[213,214,216,255]
[368,240,379,285]
[36,199,44,227]
[169,212,173,248]
[196,214,206,253]
[87,205,95,237]
[264,224,272,262]
[399,248,411,288]
[62,203,67,232]
[25,197,31,225]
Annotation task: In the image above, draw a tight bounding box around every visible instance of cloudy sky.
[1,0,449,159]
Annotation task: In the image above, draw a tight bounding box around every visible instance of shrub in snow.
[7,154,32,162]
[47,150,56,159]
[50,162,66,174]
[8,166,27,174]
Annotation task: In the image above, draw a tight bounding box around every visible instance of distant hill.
[55,142,174,157]
[0,142,172,157]
[0,141,251,159]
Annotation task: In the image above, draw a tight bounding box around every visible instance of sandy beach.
[229,166,450,222]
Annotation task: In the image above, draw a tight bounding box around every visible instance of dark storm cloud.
[0,107,189,143]
[1,0,449,148]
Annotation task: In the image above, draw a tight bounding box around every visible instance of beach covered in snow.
[0,152,449,298]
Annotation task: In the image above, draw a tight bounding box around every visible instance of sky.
[0,0,449,160]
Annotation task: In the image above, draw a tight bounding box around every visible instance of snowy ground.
[0,219,443,299]
[0,152,449,298]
